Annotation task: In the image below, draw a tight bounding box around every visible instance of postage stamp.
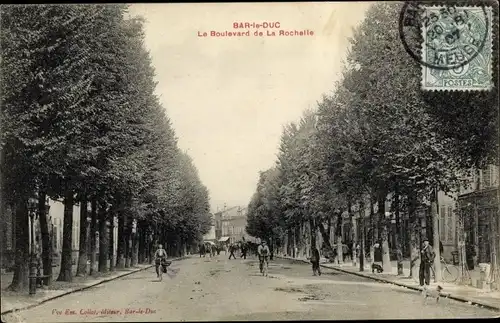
[420,5,493,91]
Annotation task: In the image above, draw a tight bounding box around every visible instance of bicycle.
[259,256,269,277]
[262,256,269,277]
[411,256,460,283]
[156,258,171,282]
[435,256,460,283]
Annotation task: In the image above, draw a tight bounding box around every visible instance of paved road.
[2,255,498,322]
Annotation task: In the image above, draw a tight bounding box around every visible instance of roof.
[219,206,247,219]
[218,237,230,242]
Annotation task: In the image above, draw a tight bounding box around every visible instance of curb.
[276,256,500,312]
[1,256,188,316]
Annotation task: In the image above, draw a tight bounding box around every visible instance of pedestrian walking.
[419,239,435,288]
[228,244,237,259]
[311,247,321,276]
[199,243,205,257]
[240,238,247,259]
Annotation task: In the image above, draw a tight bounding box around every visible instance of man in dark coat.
[419,239,435,288]
[199,243,205,257]
[311,247,321,276]
[240,238,247,259]
[228,243,237,260]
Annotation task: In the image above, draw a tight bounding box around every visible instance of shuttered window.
[482,166,492,188]
[439,207,446,241]
[447,206,454,243]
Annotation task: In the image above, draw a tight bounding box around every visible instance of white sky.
[128,2,372,212]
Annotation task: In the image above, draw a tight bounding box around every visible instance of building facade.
[215,206,253,244]
[456,164,499,267]
[1,198,119,270]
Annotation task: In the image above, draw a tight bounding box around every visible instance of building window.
[493,165,499,186]
[482,166,492,188]
[52,224,57,251]
[439,207,446,241]
[447,206,454,243]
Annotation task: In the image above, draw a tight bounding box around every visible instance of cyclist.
[257,240,270,276]
[154,244,168,280]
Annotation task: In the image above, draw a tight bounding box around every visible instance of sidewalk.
[1,256,187,315]
[277,255,500,311]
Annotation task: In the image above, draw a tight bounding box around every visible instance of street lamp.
[27,197,38,295]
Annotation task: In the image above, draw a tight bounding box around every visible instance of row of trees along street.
[246,2,499,286]
[0,5,212,291]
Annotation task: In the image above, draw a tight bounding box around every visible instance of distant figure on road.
[228,244,237,260]
[310,247,321,276]
[419,239,435,288]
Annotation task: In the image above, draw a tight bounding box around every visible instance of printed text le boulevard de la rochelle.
[198,22,314,37]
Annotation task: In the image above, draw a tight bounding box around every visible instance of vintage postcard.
[1,1,499,322]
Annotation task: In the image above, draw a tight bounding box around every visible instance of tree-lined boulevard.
[1,2,499,321]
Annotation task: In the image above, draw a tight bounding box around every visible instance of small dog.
[371,263,383,273]
[423,285,444,304]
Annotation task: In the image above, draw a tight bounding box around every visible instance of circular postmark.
[399,2,490,70]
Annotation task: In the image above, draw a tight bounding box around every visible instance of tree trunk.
[125,217,132,268]
[394,186,403,275]
[131,230,139,266]
[369,196,376,265]
[38,188,52,285]
[408,191,419,279]
[8,201,29,291]
[348,199,356,265]
[379,193,392,273]
[57,189,74,282]
[298,221,305,257]
[117,212,126,268]
[431,187,442,281]
[309,218,317,251]
[98,201,109,273]
[327,217,332,242]
[335,211,343,265]
[292,226,297,258]
[138,221,145,263]
[89,198,98,275]
[76,193,89,277]
[131,217,138,266]
[359,200,365,271]
[109,211,115,272]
